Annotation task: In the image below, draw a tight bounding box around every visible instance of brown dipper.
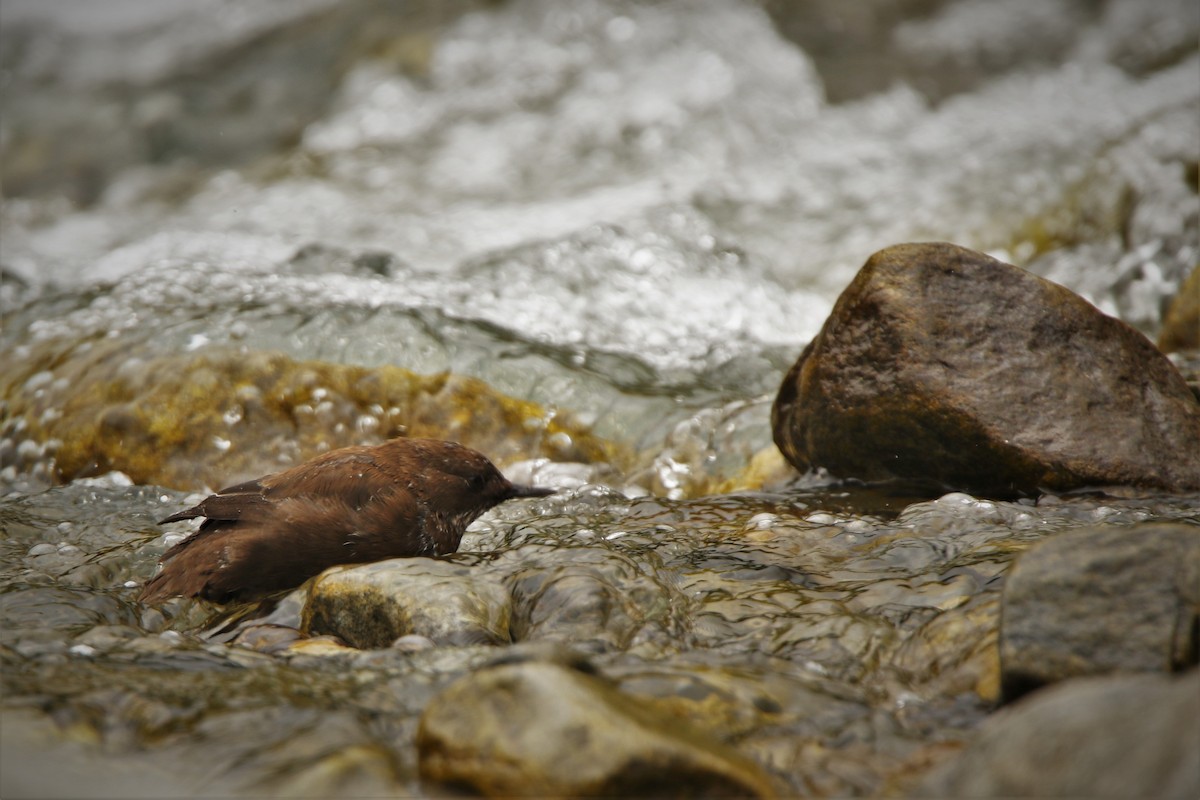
[139,437,553,604]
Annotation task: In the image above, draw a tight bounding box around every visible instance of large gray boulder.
[918,670,1200,799]
[772,242,1200,496]
[1000,523,1200,700]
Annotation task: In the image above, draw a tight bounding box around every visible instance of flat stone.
[772,242,1200,496]
[417,660,777,798]
[999,523,1200,700]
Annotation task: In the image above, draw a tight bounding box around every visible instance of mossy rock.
[1158,264,1199,354]
[1,340,624,490]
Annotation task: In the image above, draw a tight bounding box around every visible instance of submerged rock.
[303,559,512,649]
[416,660,778,798]
[772,242,1200,496]
[918,670,1200,799]
[999,523,1200,700]
[506,546,678,654]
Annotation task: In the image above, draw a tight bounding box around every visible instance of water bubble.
[547,431,573,451]
[935,493,977,506]
[23,371,54,392]
[605,15,637,43]
[393,634,435,652]
[16,439,41,463]
[104,472,133,488]
[746,512,778,530]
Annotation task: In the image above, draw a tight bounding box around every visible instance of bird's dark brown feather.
[139,437,551,604]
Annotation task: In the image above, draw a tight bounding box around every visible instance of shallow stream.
[2,1,1197,796]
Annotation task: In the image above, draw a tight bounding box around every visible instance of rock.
[267,743,399,799]
[999,523,1200,700]
[417,660,777,798]
[917,670,1200,799]
[772,242,1200,496]
[0,344,619,490]
[506,547,680,653]
[1159,264,1199,353]
[303,559,512,649]
[890,595,1002,703]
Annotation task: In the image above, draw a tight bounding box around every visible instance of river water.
[2,1,1197,797]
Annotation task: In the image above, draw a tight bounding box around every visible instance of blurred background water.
[1,1,1197,797]
[3,0,1196,493]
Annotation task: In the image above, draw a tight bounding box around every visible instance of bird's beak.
[509,483,555,499]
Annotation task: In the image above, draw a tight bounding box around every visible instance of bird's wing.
[144,489,426,604]
[146,446,421,599]
[258,448,406,512]
[210,492,425,599]
[158,447,402,526]
[158,478,267,525]
[259,450,431,553]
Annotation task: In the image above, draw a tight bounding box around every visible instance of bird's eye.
[467,474,486,491]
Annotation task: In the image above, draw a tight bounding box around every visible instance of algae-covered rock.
[1,342,620,490]
[999,523,1200,700]
[1159,264,1200,354]
[772,242,1200,496]
[304,558,511,649]
[416,660,778,798]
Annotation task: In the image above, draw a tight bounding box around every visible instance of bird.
[139,437,554,604]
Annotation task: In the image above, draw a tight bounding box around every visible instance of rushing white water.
[3,0,1195,368]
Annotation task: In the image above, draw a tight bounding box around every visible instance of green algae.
[2,340,627,491]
